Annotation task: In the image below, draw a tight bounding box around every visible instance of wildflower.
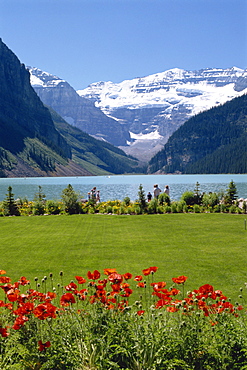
[137,310,145,316]
[123,272,132,280]
[0,327,9,337]
[134,275,143,281]
[108,272,123,284]
[75,276,87,284]
[143,266,158,276]
[0,276,11,284]
[18,276,30,286]
[60,293,76,306]
[104,268,117,276]
[137,282,145,288]
[33,303,57,320]
[38,340,51,352]
[65,282,77,291]
[13,315,29,330]
[151,281,167,291]
[0,270,6,275]
[87,270,100,280]
[172,275,188,284]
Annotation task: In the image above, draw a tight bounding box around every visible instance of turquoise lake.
[0,174,246,202]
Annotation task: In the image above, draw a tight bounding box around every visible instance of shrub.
[123,196,131,206]
[193,204,201,213]
[46,200,61,215]
[148,198,158,214]
[158,192,171,206]
[32,201,45,215]
[202,192,219,208]
[181,191,197,206]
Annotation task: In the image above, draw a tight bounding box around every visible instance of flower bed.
[0,267,247,369]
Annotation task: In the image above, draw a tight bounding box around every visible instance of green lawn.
[1,213,247,300]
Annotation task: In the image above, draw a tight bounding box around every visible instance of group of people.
[88,187,100,203]
[147,184,170,202]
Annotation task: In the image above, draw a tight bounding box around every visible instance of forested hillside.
[148,94,247,174]
[50,108,142,175]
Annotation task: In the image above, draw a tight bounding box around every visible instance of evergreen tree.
[3,186,20,216]
[225,180,238,205]
[61,184,80,214]
[34,185,46,202]
[138,184,147,213]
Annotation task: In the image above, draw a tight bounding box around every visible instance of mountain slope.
[78,68,247,160]
[148,94,247,174]
[29,67,130,146]
[0,39,140,177]
[49,108,142,175]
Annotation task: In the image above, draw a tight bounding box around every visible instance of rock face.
[78,67,247,160]
[29,68,130,146]
[0,39,71,158]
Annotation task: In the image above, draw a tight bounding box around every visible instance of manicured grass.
[1,213,247,299]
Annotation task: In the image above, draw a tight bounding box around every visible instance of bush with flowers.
[0,267,247,369]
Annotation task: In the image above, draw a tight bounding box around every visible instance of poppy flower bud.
[49,273,53,278]
[43,276,47,281]
[37,283,40,288]
[34,277,38,282]
[59,271,63,276]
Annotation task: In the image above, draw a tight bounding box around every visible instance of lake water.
[0,174,246,202]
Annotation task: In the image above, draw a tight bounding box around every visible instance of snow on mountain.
[77,67,246,113]
[77,67,247,160]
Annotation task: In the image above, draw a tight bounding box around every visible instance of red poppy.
[0,327,9,337]
[137,310,145,316]
[18,276,30,286]
[137,282,145,288]
[143,268,151,276]
[134,275,143,281]
[103,268,117,276]
[166,305,179,313]
[0,276,11,284]
[87,270,101,280]
[33,303,57,320]
[108,272,123,284]
[60,293,76,306]
[143,266,158,276]
[65,282,77,291]
[172,276,188,284]
[0,270,6,275]
[198,284,214,295]
[123,272,132,280]
[75,276,87,284]
[38,340,51,352]
[121,287,133,297]
[151,281,167,291]
[156,298,172,308]
[12,315,29,330]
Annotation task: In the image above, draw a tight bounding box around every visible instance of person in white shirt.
[153,184,161,199]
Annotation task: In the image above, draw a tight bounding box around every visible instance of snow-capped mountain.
[29,67,130,147]
[77,67,247,161]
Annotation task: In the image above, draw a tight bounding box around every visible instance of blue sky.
[0,0,246,90]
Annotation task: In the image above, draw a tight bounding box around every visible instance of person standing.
[153,184,161,199]
[164,185,170,196]
[147,192,152,202]
[96,190,100,203]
